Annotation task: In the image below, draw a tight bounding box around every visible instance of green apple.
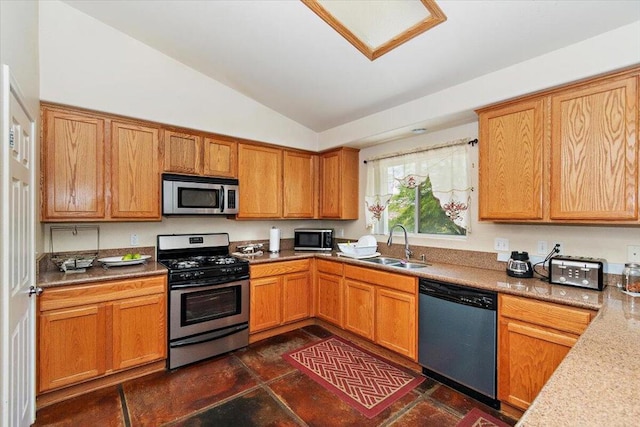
[122,253,134,261]
[132,253,141,260]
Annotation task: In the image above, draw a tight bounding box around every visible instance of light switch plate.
[494,238,509,252]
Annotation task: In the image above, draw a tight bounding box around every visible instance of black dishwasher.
[418,278,499,408]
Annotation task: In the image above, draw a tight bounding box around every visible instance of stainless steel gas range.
[157,233,250,369]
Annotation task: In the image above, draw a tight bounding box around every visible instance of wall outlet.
[337,228,345,238]
[494,237,509,252]
[553,241,564,254]
[537,240,548,255]
[628,245,640,262]
[130,234,139,246]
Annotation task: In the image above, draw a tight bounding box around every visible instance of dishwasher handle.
[419,278,497,310]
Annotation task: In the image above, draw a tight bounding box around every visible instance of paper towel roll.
[269,227,280,253]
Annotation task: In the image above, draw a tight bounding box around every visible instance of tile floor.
[33,326,518,426]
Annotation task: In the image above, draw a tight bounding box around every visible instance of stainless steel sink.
[363,256,403,265]
[362,257,428,269]
[393,261,428,269]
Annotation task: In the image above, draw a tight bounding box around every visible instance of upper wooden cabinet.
[163,131,238,178]
[41,105,161,222]
[238,143,317,219]
[111,121,160,219]
[238,143,283,218]
[204,137,237,178]
[478,99,545,220]
[283,150,318,218]
[477,66,639,224]
[550,77,638,220]
[319,147,359,219]
[42,108,106,220]
[163,130,202,175]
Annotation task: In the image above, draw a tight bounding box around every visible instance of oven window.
[178,187,220,209]
[181,286,240,326]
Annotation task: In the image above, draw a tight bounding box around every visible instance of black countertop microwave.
[294,229,333,251]
[162,173,239,215]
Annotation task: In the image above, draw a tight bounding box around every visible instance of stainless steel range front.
[157,233,250,369]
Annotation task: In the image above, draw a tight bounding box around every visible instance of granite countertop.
[243,250,640,425]
[37,261,168,288]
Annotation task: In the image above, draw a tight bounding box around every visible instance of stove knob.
[582,279,589,286]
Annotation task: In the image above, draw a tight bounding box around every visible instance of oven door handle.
[170,323,248,348]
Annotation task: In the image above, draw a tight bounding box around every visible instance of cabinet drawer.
[499,294,594,335]
[344,265,416,294]
[39,275,167,312]
[315,259,343,276]
[250,259,310,279]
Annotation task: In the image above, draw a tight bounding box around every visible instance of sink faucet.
[387,224,412,261]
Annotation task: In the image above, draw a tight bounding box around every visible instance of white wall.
[318,20,640,149]
[1,0,42,254]
[38,0,317,151]
[339,122,638,273]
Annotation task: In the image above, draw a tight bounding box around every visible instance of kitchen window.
[365,138,474,237]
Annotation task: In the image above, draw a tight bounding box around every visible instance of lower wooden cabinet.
[375,287,416,359]
[315,259,344,327]
[249,260,311,333]
[498,294,595,410]
[343,265,418,360]
[344,279,375,340]
[37,275,167,394]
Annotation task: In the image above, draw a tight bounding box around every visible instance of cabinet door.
[42,109,106,220]
[283,150,317,218]
[250,276,282,332]
[316,272,343,326]
[203,137,237,177]
[282,271,311,323]
[498,317,577,410]
[319,148,359,219]
[163,130,202,175]
[38,305,106,392]
[238,144,283,218]
[344,280,375,340]
[111,121,161,219]
[478,99,545,220]
[112,294,167,371]
[375,288,416,360]
[550,76,638,220]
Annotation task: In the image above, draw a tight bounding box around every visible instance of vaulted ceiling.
[63,0,640,132]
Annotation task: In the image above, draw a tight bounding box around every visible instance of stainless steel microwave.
[162,173,239,215]
[294,229,333,251]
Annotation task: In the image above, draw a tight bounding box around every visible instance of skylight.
[302,0,447,60]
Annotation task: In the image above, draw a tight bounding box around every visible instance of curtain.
[364,138,473,235]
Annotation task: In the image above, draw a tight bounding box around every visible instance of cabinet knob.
[28,286,43,297]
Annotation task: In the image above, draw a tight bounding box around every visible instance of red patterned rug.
[456,408,512,427]
[283,336,424,418]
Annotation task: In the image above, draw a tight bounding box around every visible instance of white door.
[0,64,36,427]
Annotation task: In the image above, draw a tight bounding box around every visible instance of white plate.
[337,252,381,259]
[357,235,377,247]
[98,255,151,267]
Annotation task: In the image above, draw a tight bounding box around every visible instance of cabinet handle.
[28,286,43,297]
